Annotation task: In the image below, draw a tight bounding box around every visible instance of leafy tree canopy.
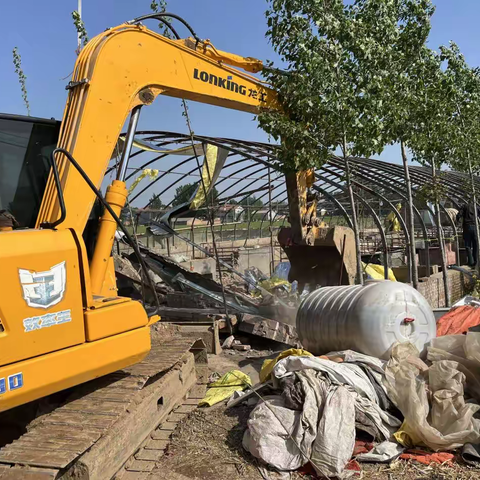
[259,0,435,170]
[239,195,264,207]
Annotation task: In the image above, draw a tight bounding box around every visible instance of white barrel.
[296,280,436,359]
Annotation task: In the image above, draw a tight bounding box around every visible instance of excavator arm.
[37,23,275,232]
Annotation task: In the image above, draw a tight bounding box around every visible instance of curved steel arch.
[119,130,475,286]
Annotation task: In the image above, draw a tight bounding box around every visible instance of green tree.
[172,182,219,207]
[439,43,480,274]
[148,194,164,210]
[379,1,435,289]
[260,0,433,283]
[404,49,454,304]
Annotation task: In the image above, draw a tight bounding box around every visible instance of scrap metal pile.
[114,241,299,345]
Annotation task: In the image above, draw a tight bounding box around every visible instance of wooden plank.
[174,405,196,414]
[144,439,168,451]
[182,398,199,405]
[134,449,164,461]
[125,460,155,473]
[150,430,172,441]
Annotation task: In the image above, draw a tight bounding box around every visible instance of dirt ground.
[151,346,480,480]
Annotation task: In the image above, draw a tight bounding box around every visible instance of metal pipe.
[77,0,82,50]
[117,106,142,181]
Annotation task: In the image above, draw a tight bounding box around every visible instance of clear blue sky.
[1,1,479,204]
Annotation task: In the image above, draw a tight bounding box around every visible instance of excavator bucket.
[278,226,357,291]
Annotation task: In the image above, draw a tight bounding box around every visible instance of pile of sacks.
[242,334,480,478]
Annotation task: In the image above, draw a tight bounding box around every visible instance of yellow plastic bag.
[259,277,291,293]
[362,262,397,282]
[260,348,313,383]
[394,421,426,448]
[385,203,402,232]
[199,370,251,407]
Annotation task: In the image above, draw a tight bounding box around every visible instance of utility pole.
[77,0,82,51]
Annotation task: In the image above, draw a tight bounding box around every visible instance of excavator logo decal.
[193,69,267,102]
[23,310,72,333]
[18,262,66,309]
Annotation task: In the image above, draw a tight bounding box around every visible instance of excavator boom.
[37,23,275,233]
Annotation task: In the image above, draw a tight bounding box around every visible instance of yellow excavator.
[0,13,354,413]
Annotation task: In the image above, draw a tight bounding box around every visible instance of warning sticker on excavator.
[23,309,72,333]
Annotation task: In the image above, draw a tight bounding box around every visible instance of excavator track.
[0,336,208,480]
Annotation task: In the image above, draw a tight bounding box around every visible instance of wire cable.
[180,100,234,334]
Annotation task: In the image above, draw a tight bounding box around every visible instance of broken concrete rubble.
[232,344,251,351]
[238,314,300,347]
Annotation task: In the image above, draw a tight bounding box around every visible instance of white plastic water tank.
[296,280,436,359]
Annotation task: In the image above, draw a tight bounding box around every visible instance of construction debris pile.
[115,244,300,346]
[114,237,480,478]
[192,298,480,478]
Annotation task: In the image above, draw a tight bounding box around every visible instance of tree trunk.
[343,136,363,285]
[401,141,418,289]
[432,161,450,307]
[468,160,480,275]
[268,167,275,276]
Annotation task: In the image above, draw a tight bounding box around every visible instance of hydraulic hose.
[49,148,160,311]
